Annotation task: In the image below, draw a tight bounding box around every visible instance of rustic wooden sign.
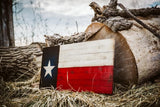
[40,39,115,94]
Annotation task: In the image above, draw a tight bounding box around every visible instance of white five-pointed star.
[43,60,55,77]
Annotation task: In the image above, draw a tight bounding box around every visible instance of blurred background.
[13,0,160,46]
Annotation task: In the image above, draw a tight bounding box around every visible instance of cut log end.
[85,22,138,85]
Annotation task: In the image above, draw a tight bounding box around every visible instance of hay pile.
[1,71,160,107]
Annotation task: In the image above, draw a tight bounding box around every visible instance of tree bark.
[0,43,44,81]
[108,0,117,9]
[103,8,160,18]
[0,0,15,47]
[44,32,94,47]
[90,1,160,18]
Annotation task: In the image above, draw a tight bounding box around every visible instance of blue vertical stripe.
[40,46,60,88]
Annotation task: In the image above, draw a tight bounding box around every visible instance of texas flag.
[40,39,114,94]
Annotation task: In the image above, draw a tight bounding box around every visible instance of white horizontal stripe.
[60,39,114,51]
[58,39,115,68]
[59,52,113,63]
[59,46,113,56]
[59,53,114,67]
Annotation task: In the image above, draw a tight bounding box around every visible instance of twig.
[118,3,160,39]
[76,21,79,33]
[67,72,76,91]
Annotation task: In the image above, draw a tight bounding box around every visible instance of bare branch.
[118,3,160,39]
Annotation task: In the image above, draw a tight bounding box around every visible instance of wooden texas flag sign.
[40,39,115,94]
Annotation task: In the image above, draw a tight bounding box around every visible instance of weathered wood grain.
[58,39,114,68]
[0,43,44,81]
[85,22,138,85]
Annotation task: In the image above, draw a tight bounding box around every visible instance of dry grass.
[0,71,160,107]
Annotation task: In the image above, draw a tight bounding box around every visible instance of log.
[90,1,160,38]
[0,43,44,81]
[85,21,160,84]
[103,8,160,18]
[88,1,160,84]
[89,1,160,18]
[103,16,133,32]
[120,19,160,83]
[85,22,138,85]
[44,32,94,47]
[117,3,160,39]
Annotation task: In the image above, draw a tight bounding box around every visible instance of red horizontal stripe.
[57,66,113,94]
[57,80,112,87]
[57,73,112,80]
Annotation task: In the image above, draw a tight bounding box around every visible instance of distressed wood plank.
[59,52,114,67]
[60,39,114,51]
[58,39,115,68]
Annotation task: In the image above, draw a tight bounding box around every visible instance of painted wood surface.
[59,39,115,68]
[40,39,114,94]
[57,66,113,94]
